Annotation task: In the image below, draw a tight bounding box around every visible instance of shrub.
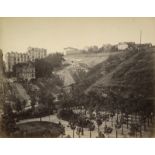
[57,109,78,122]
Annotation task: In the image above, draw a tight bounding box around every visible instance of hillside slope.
[86,49,155,101]
[56,53,110,86]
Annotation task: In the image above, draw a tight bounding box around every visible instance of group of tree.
[56,48,155,137]
[35,53,64,78]
[1,103,17,136]
[58,79,154,137]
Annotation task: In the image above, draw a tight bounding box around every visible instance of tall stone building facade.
[5,52,29,72]
[15,62,35,81]
[5,47,47,72]
[0,49,4,100]
[27,47,47,61]
[0,49,3,75]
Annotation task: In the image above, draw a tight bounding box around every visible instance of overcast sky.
[0,17,155,54]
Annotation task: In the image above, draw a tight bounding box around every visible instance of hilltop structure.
[64,47,82,55]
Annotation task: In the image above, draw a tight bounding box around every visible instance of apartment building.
[5,47,47,72]
[15,62,35,81]
[5,52,29,72]
[0,49,3,75]
[27,47,47,61]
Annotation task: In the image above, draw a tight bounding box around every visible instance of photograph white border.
[0,1,155,155]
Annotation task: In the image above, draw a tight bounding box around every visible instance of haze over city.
[0,17,155,55]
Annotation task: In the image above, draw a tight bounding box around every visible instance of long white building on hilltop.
[117,42,129,51]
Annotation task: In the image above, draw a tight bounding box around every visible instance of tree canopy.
[35,53,64,78]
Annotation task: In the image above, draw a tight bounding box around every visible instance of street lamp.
[69,121,76,138]
[115,123,121,138]
[76,127,82,138]
[88,121,95,138]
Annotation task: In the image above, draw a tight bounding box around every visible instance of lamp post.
[115,126,118,138]
[70,121,76,138]
[121,124,124,135]
[96,118,102,136]
[88,121,95,138]
[120,115,124,135]
[76,127,81,138]
[115,123,120,138]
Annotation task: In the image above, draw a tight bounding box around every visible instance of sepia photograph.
[0,17,155,138]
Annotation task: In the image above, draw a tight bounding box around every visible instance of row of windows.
[17,71,35,74]
[18,73,35,78]
[8,55,45,63]
[16,68,35,72]
[6,50,46,72]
